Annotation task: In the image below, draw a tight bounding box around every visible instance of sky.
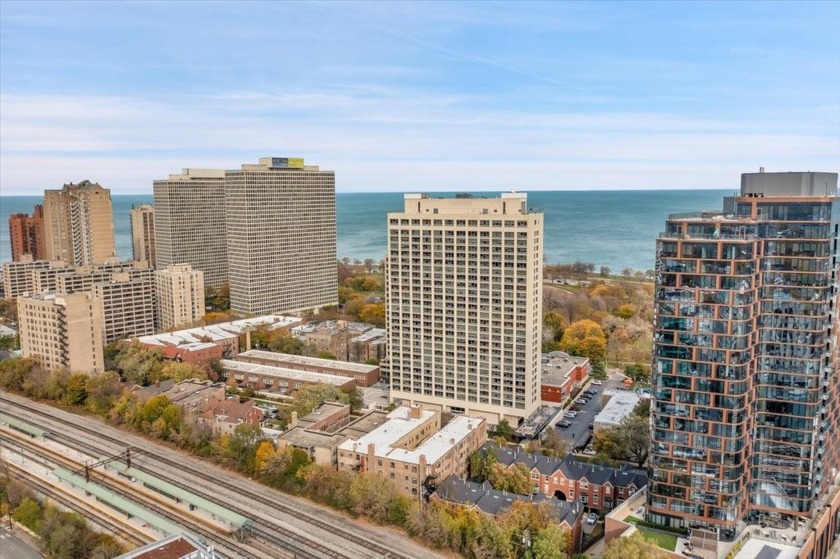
[0,1,838,194]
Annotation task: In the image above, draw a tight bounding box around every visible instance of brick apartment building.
[540,351,590,403]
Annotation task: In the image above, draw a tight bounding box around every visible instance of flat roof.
[111,461,249,530]
[540,351,588,385]
[594,392,640,427]
[53,468,189,538]
[339,407,483,464]
[136,315,300,346]
[221,360,352,386]
[239,349,378,373]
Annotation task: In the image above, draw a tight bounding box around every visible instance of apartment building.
[220,359,356,394]
[17,292,104,374]
[155,264,205,331]
[224,157,337,315]
[92,272,156,343]
[337,405,487,500]
[648,171,840,545]
[43,181,115,266]
[153,168,228,288]
[8,205,45,261]
[54,260,152,294]
[386,193,543,425]
[235,349,380,386]
[130,204,156,267]
[540,351,591,403]
[1,256,57,298]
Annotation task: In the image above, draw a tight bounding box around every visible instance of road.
[554,375,630,451]
[0,527,42,559]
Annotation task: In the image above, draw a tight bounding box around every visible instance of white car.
[587,513,599,525]
[565,411,577,419]
[591,380,603,386]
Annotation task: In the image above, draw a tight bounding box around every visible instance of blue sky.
[1,1,838,194]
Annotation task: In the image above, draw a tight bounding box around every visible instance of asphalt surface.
[0,527,42,559]
[554,376,629,451]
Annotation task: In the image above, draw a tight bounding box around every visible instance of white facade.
[224,158,337,315]
[155,263,205,331]
[386,193,543,425]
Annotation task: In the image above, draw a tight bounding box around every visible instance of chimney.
[290,411,299,429]
[245,329,252,351]
[759,166,765,173]
[410,404,422,419]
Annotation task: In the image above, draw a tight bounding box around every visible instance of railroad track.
[0,432,268,559]
[1,396,412,559]
[1,458,149,548]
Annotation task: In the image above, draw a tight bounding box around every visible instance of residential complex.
[92,272,156,343]
[224,157,337,315]
[386,193,543,425]
[2,256,57,298]
[292,320,386,363]
[154,263,205,331]
[43,181,115,266]
[337,405,487,499]
[235,349,380,386]
[153,168,228,288]
[540,351,591,403]
[649,171,840,543]
[8,205,45,261]
[17,291,104,374]
[220,359,357,393]
[129,204,156,267]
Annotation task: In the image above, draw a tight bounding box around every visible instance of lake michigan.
[0,190,730,273]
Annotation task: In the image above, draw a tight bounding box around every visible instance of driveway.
[554,376,628,450]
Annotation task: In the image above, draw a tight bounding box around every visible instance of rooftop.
[115,533,219,559]
[541,351,589,385]
[594,391,640,428]
[137,314,300,346]
[221,359,352,387]
[338,406,484,464]
[239,349,378,373]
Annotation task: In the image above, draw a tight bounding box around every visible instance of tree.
[108,340,163,385]
[85,372,123,415]
[493,418,515,441]
[624,363,651,384]
[602,532,666,559]
[347,473,412,526]
[64,373,89,406]
[488,462,532,495]
[621,267,633,278]
[158,362,208,383]
[12,497,42,530]
[599,266,611,277]
[469,448,499,482]
[532,523,570,559]
[540,429,570,459]
[593,415,650,467]
[359,303,386,327]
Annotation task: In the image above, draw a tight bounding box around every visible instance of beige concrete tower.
[153,169,228,288]
[224,157,337,315]
[43,181,115,266]
[130,204,156,267]
[92,272,156,343]
[17,292,104,374]
[155,264,205,331]
[386,193,543,426]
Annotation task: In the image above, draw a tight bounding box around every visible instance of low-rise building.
[277,402,389,465]
[292,320,383,363]
[483,442,648,512]
[540,351,590,403]
[132,379,225,414]
[136,315,301,360]
[115,532,220,559]
[434,475,585,553]
[197,397,264,436]
[17,291,104,374]
[235,349,380,386]
[348,327,387,363]
[593,391,640,432]
[220,359,356,394]
[337,405,486,500]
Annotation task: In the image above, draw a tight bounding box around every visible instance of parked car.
[584,389,597,396]
[575,398,588,405]
[557,420,572,428]
[565,411,577,419]
[587,513,599,525]
[591,380,603,386]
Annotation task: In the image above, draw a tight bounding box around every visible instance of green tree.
[493,418,515,441]
[108,340,163,385]
[488,462,532,495]
[532,523,570,559]
[593,415,650,467]
[85,372,123,415]
[64,373,89,406]
[133,395,182,440]
[624,363,651,383]
[469,448,499,482]
[12,497,42,530]
[602,532,666,559]
[158,361,208,382]
[540,429,570,459]
[347,473,412,526]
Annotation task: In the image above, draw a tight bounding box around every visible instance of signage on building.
[270,157,305,169]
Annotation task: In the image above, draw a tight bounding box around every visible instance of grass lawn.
[624,518,678,551]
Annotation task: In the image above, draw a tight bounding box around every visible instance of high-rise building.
[648,171,839,543]
[153,169,228,288]
[17,291,104,374]
[8,205,46,261]
[386,193,543,425]
[225,157,337,315]
[43,181,115,266]
[54,260,152,295]
[155,264,205,331]
[130,204,156,268]
[1,256,57,299]
[92,272,156,343]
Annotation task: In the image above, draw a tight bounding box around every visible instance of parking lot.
[554,376,629,451]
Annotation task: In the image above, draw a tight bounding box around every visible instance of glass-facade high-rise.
[649,171,839,542]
